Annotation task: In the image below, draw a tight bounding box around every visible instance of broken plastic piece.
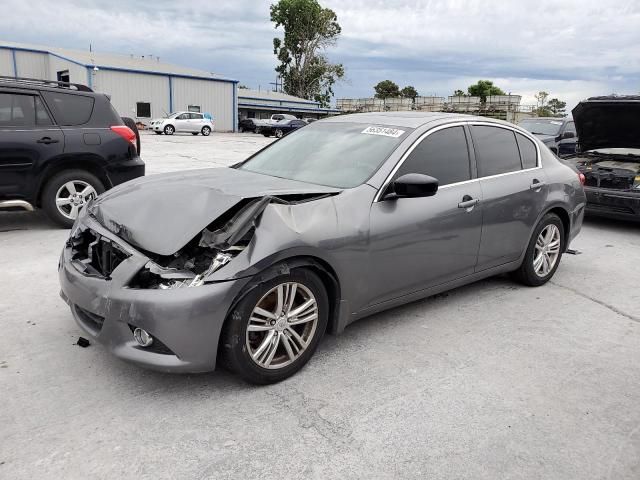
[566,248,582,255]
[77,337,90,348]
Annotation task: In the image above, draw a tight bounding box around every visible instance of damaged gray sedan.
[59,112,586,384]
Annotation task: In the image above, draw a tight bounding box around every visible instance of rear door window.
[471,126,522,177]
[396,126,471,186]
[42,91,94,126]
[0,93,37,126]
[515,133,538,169]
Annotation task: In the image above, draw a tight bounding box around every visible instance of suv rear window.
[42,91,95,126]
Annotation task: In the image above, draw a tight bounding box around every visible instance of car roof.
[521,117,571,122]
[319,111,512,129]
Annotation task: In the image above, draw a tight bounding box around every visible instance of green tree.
[400,85,419,99]
[374,80,400,99]
[535,91,551,116]
[467,80,506,102]
[547,98,567,117]
[271,0,345,107]
[453,89,466,96]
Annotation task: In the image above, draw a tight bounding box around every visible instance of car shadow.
[0,210,58,232]
[583,215,640,231]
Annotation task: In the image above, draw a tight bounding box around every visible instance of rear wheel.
[41,170,105,228]
[201,126,211,136]
[513,213,564,286]
[221,268,328,384]
[164,125,175,135]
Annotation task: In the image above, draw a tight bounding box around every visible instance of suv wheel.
[164,125,175,135]
[221,267,328,384]
[42,170,105,228]
[201,126,212,136]
[513,213,564,286]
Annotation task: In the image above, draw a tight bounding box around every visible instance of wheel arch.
[222,255,344,340]
[35,155,110,207]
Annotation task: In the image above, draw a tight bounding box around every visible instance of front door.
[173,113,190,132]
[0,91,64,201]
[368,125,483,306]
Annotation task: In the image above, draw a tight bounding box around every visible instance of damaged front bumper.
[58,215,250,373]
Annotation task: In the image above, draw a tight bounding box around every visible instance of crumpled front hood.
[572,97,640,151]
[88,167,340,255]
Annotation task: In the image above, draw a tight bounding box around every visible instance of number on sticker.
[361,126,405,138]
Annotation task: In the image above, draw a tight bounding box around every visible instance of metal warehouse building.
[238,89,338,120]
[0,41,239,131]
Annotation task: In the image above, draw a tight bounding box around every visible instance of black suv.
[0,76,145,227]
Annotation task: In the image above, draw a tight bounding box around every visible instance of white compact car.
[150,112,214,136]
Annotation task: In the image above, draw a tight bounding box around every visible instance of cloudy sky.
[2,0,639,109]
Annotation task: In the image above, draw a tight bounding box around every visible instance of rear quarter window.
[42,91,95,126]
[516,133,538,169]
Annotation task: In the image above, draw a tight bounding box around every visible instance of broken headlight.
[129,251,235,290]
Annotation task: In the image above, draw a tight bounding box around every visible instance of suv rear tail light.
[110,125,137,152]
[578,173,586,185]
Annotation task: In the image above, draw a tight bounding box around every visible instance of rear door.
[189,112,204,131]
[470,124,548,271]
[0,91,63,201]
[368,125,483,305]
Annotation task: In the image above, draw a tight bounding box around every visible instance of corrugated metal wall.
[0,49,14,76]
[15,51,49,79]
[172,77,234,132]
[94,70,171,121]
[48,55,86,84]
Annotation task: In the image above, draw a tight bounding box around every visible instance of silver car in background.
[150,111,214,136]
[59,112,586,384]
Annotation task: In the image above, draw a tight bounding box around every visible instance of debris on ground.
[76,337,90,348]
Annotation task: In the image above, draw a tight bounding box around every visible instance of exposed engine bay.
[574,152,640,190]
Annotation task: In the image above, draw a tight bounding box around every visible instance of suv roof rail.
[0,75,93,92]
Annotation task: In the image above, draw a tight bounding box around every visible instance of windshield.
[238,122,411,188]
[519,119,563,136]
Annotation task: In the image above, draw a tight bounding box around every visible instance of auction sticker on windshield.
[361,126,405,138]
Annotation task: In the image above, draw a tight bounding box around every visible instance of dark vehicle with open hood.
[59,112,585,384]
[564,96,640,221]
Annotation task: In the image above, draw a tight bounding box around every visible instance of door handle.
[37,137,59,144]
[458,197,480,209]
[529,180,545,190]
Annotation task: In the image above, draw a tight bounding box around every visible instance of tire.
[164,125,175,135]
[191,132,199,136]
[121,117,141,154]
[254,127,260,134]
[275,129,284,138]
[201,126,211,136]
[221,267,329,384]
[41,169,105,228]
[513,213,565,286]
[239,127,245,133]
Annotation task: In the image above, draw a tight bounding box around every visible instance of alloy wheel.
[275,129,284,138]
[246,282,319,370]
[533,224,561,277]
[55,180,96,220]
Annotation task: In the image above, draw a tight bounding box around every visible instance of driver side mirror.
[384,173,439,200]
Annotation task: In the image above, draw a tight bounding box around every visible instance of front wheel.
[220,268,328,384]
[41,169,105,228]
[275,129,284,138]
[513,213,564,286]
[201,126,211,136]
[163,125,175,135]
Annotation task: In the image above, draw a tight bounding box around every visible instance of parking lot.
[1,132,639,479]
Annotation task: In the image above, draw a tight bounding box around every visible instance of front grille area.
[69,228,129,278]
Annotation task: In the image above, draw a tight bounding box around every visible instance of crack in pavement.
[550,281,640,323]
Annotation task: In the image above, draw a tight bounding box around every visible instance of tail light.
[110,125,137,152]
[578,173,586,185]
